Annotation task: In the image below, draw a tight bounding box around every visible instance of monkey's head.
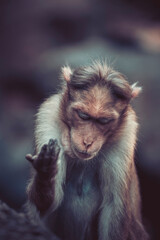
[60,62,141,160]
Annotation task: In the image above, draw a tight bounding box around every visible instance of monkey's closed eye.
[97,118,113,125]
[77,110,90,120]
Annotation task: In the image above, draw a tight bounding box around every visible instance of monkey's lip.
[73,148,93,160]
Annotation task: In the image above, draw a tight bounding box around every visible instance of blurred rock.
[0,201,55,240]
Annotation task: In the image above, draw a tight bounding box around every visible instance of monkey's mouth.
[73,147,93,160]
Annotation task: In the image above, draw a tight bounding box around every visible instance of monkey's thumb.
[25,154,34,163]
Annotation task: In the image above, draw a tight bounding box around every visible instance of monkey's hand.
[26,139,60,177]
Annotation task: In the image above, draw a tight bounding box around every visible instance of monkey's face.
[70,122,106,160]
[65,86,126,160]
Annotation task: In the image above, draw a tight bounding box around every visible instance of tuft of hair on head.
[61,66,73,82]
[131,82,142,98]
[90,59,111,79]
[65,60,111,90]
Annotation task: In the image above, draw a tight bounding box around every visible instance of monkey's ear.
[131,82,142,98]
[61,66,73,82]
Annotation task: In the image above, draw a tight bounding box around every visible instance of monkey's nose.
[83,140,93,149]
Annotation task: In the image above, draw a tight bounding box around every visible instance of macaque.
[26,61,149,240]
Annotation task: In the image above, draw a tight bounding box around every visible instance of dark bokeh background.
[0,0,160,239]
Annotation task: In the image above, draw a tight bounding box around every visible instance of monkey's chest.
[53,165,101,240]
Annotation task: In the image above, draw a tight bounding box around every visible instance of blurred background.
[0,0,160,239]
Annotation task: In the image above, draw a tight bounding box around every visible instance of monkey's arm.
[128,169,149,240]
[26,139,60,216]
[27,94,66,216]
[98,160,148,240]
[98,163,131,240]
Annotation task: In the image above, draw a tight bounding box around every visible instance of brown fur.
[26,62,148,240]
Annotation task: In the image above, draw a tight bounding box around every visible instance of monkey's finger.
[48,139,54,146]
[53,139,60,157]
[25,154,34,163]
[47,140,60,165]
[48,139,59,156]
[35,144,48,168]
[38,144,47,158]
[50,139,60,156]
[54,144,60,158]
[48,139,55,155]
